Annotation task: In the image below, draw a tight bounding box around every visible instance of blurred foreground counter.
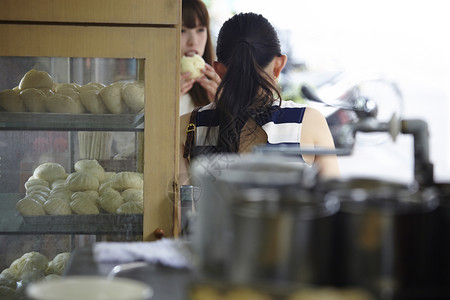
[64,241,196,300]
[65,241,450,300]
[62,240,379,300]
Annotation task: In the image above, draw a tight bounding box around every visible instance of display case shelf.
[0,193,143,235]
[21,214,143,235]
[0,112,144,131]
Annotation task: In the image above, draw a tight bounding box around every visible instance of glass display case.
[0,0,181,293]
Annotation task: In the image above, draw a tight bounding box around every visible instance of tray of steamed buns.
[16,159,144,227]
[0,69,144,128]
[0,251,72,299]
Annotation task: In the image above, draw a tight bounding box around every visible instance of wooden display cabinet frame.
[0,0,181,240]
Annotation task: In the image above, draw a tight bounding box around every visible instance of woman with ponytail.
[180,12,340,178]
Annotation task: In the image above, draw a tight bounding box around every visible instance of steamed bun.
[0,269,17,289]
[99,82,127,114]
[56,87,80,102]
[33,162,67,184]
[0,89,26,112]
[59,88,84,113]
[117,201,143,214]
[24,178,50,190]
[25,185,51,199]
[65,172,100,191]
[54,83,81,92]
[16,196,46,216]
[122,81,144,113]
[78,82,105,93]
[45,94,84,114]
[19,69,54,90]
[36,88,54,97]
[181,54,205,79]
[20,88,47,112]
[122,188,144,203]
[102,172,117,182]
[98,187,124,213]
[43,197,72,215]
[23,193,47,205]
[98,181,112,195]
[49,187,73,203]
[74,159,105,181]
[0,268,19,284]
[71,191,99,208]
[110,172,143,191]
[10,252,48,276]
[51,179,66,189]
[70,196,100,215]
[46,252,71,275]
[79,89,109,114]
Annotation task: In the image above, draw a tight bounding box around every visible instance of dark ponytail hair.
[213,12,282,152]
[182,0,214,107]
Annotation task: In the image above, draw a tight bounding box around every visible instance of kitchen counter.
[64,247,196,300]
[64,244,450,300]
[63,247,317,300]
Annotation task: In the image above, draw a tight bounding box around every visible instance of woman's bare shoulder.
[302,106,334,145]
[303,106,327,122]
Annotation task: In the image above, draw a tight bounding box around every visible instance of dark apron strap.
[183,107,200,159]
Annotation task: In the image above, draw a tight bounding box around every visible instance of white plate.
[27,275,153,300]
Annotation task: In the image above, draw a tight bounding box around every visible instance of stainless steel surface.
[401,119,434,187]
[180,185,201,204]
[180,185,200,237]
[252,144,353,156]
[107,262,150,279]
[228,188,339,285]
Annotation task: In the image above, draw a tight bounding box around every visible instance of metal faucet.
[301,83,434,187]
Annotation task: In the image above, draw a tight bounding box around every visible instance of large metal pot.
[189,153,327,284]
[322,178,439,299]
[228,186,339,286]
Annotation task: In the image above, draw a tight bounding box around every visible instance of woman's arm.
[301,107,340,178]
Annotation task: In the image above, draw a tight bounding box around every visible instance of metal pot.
[323,178,439,299]
[189,153,324,282]
[228,186,339,286]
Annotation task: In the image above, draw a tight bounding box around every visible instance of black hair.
[182,0,214,107]
[212,12,283,152]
